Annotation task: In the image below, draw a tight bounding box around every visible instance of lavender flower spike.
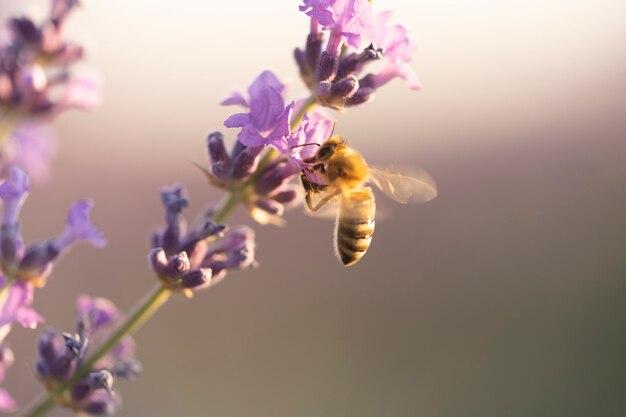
[52,200,106,252]
[0,167,30,227]
[223,71,295,153]
[35,295,138,416]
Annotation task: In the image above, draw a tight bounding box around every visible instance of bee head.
[316,136,345,161]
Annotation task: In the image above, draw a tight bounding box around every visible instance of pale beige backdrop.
[2,1,626,416]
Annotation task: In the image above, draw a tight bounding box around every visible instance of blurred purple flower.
[52,200,107,252]
[365,11,421,90]
[8,123,57,183]
[76,294,120,334]
[35,295,137,416]
[0,281,43,341]
[223,70,295,152]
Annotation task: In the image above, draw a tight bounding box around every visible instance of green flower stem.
[20,95,319,417]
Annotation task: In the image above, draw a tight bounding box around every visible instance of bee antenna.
[290,143,321,149]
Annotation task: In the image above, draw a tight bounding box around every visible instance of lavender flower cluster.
[0,0,423,415]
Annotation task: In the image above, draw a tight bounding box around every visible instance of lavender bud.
[254,159,298,196]
[17,242,59,279]
[63,332,88,358]
[82,391,120,416]
[0,223,22,267]
[90,370,114,391]
[271,187,301,207]
[330,76,359,99]
[163,252,190,281]
[345,86,375,107]
[38,328,64,362]
[71,370,114,402]
[110,359,142,379]
[179,220,228,255]
[254,198,284,217]
[232,144,262,180]
[160,186,189,254]
[8,18,41,44]
[207,132,231,179]
[336,43,384,80]
[181,268,212,290]
[305,32,323,72]
[317,51,338,82]
[148,248,168,276]
[48,354,76,380]
[294,48,309,79]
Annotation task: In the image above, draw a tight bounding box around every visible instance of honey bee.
[300,136,437,266]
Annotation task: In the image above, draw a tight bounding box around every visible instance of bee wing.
[367,166,437,204]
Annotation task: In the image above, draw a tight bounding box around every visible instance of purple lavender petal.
[368,12,421,90]
[223,113,251,128]
[52,200,106,251]
[55,73,101,111]
[220,91,248,107]
[302,0,374,50]
[0,281,42,330]
[77,295,120,334]
[0,389,17,412]
[11,123,57,183]
[248,70,286,100]
[249,87,285,130]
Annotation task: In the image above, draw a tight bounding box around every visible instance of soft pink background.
[2,1,626,416]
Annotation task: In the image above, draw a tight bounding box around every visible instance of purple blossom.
[35,295,137,416]
[9,123,57,183]
[366,11,421,90]
[52,200,107,252]
[295,3,420,109]
[0,281,43,340]
[223,71,295,152]
[150,186,258,291]
[76,295,120,335]
[300,0,374,51]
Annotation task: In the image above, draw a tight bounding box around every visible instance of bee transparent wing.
[367,166,437,204]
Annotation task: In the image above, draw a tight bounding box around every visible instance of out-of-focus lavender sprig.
[296,0,421,110]
[0,167,105,410]
[0,0,100,181]
[149,185,258,296]
[34,295,140,416]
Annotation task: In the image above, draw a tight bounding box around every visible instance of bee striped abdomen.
[334,187,376,266]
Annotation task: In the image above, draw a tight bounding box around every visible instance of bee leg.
[307,190,341,212]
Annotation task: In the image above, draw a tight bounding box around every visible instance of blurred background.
[2,0,626,416]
